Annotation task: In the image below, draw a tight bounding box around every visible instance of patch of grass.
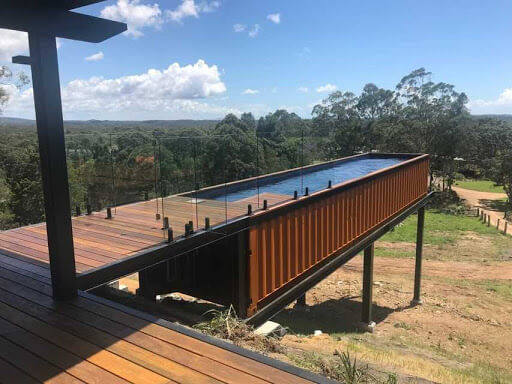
[432,277,512,300]
[339,338,511,384]
[393,321,411,330]
[288,349,384,383]
[455,180,505,193]
[480,281,512,299]
[374,248,414,259]
[381,210,501,245]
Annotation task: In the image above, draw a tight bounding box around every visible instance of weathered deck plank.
[0,250,324,384]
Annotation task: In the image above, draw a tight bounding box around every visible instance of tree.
[494,151,512,219]
[312,91,362,156]
[0,66,30,114]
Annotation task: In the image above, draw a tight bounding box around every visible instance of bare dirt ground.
[270,234,512,383]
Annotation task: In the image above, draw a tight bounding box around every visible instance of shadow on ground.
[478,198,508,213]
[274,296,411,334]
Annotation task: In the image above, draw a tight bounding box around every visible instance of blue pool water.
[211,157,403,202]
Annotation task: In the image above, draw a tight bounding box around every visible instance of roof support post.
[28,33,77,300]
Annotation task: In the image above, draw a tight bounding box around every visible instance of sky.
[1,0,512,120]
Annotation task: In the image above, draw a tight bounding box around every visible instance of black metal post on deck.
[360,243,375,332]
[29,33,77,299]
[412,207,425,305]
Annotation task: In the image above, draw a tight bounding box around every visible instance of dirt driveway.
[453,186,510,235]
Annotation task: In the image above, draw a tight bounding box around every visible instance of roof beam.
[12,55,32,65]
[0,8,127,43]
[1,0,107,10]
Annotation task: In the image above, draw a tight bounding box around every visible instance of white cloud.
[469,89,512,114]
[100,0,163,37]
[4,60,229,119]
[167,0,221,23]
[85,51,104,62]
[248,24,260,38]
[316,83,337,93]
[0,29,28,61]
[267,13,281,24]
[298,87,309,93]
[242,89,259,95]
[233,24,246,33]
[198,1,221,13]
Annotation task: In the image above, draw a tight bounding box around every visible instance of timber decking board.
[0,251,322,384]
[0,195,262,276]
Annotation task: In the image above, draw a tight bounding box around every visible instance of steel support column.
[412,206,425,305]
[237,230,249,318]
[29,33,77,299]
[360,243,375,332]
[296,293,306,307]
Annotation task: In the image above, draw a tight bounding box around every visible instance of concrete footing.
[411,298,423,306]
[358,321,376,333]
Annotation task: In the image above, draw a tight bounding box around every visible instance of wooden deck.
[0,249,329,384]
[0,193,292,275]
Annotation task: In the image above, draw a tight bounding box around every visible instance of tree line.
[0,67,511,228]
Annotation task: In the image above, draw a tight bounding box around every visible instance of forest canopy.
[0,67,511,228]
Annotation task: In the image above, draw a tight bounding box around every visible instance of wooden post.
[29,33,76,300]
[497,219,500,230]
[487,215,491,227]
[359,243,375,332]
[412,207,425,305]
[505,221,508,235]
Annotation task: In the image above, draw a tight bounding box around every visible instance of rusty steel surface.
[247,155,429,315]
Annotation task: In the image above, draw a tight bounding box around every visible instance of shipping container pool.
[133,152,430,321]
[198,156,404,202]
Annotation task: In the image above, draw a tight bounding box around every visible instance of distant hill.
[0,117,219,134]
[472,114,512,122]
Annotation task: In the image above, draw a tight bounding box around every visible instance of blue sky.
[2,0,512,120]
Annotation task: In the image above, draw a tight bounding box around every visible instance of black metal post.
[237,229,249,318]
[296,293,306,307]
[412,207,425,305]
[360,242,375,332]
[29,33,76,299]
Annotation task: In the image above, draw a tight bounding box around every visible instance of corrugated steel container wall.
[247,156,429,315]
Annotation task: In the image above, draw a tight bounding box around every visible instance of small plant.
[333,349,374,384]
[393,321,411,330]
[385,373,398,384]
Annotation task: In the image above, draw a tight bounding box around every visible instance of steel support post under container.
[296,294,306,307]
[237,230,249,318]
[29,33,77,300]
[359,243,375,332]
[412,206,425,305]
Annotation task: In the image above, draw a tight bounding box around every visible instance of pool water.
[212,157,403,202]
